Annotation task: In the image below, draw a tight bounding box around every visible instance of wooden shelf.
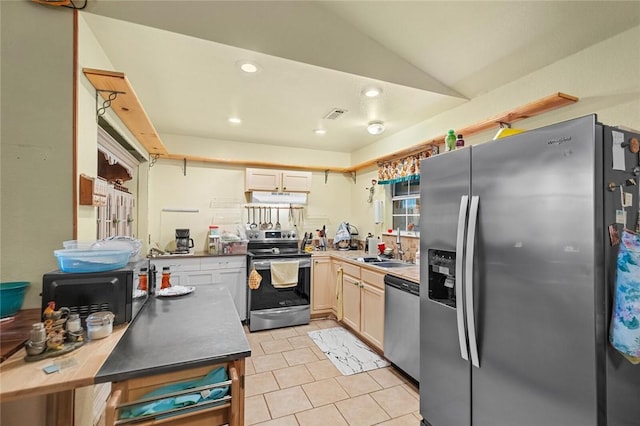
[350,92,579,171]
[83,68,168,156]
[81,67,578,174]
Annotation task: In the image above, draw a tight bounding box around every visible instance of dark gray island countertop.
[96,285,250,383]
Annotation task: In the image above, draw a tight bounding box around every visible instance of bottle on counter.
[161,266,172,290]
[138,267,148,292]
[445,129,456,151]
[456,134,465,148]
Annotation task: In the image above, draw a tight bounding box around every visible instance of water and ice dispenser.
[427,249,457,308]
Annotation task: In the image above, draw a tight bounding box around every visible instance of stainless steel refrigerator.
[419,114,640,426]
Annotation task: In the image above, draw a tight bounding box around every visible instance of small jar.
[86,312,114,340]
[138,267,148,292]
[161,266,172,289]
[66,313,81,332]
[30,322,47,343]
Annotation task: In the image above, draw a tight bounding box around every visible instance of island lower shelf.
[105,359,244,426]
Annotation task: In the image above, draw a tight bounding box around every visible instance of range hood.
[250,191,307,204]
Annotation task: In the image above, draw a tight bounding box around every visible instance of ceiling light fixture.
[363,87,383,98]
[228,117,242,124]
[314,129,326,135]
[367,121,385,135]
[238,61,259,73]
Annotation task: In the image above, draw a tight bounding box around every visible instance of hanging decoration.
[377,146,438,184]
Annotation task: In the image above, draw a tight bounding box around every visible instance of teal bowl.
[0,281,30,318]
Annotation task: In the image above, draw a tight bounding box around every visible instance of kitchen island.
[0,286,250,426]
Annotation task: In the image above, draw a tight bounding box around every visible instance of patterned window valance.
[377,146,439,185]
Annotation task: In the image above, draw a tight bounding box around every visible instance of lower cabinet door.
[341,274,361,331]
[360,283,385,351]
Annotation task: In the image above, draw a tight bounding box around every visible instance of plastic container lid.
[86,311,114,326]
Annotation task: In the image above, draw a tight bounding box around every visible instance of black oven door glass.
[250,259,311,311]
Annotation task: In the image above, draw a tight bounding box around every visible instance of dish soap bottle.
[445,129,456,151]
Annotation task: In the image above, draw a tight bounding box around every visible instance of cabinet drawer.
[341,262,361,278]
[151,258,201,272]
[361,268,385,290]
[201,256,246,270]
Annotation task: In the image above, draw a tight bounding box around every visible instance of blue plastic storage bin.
[54,249,131,273]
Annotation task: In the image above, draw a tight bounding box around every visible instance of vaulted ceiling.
[82,1,640,153]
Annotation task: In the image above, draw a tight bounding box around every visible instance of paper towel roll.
[374,200,383,224]
[368,238,381,255]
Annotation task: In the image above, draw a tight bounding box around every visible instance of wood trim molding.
[81,67,578,174]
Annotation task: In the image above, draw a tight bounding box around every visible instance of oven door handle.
[252,259,311,270]
[252,261,273,270]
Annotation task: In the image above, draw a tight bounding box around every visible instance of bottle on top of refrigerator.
[445,130,456,151]
[456,134,465,148]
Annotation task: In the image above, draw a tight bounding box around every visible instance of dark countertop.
[96,286,250,383]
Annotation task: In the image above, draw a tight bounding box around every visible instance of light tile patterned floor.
[244,319,422,426]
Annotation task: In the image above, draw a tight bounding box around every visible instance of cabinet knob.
[283,187,287,191]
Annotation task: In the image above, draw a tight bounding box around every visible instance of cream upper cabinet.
[246,168,312,192]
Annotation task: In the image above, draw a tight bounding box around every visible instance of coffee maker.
[174,229,194,253]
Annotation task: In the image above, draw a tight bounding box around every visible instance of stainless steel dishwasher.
[384,274,420,382]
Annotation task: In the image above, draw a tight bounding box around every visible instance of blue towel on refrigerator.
[610,230,640,364]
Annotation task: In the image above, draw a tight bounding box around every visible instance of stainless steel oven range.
[247,229,311,332]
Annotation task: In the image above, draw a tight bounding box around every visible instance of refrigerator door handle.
[455,195,470,361]
[466,195,480,368]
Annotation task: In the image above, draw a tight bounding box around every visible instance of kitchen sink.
[354,256,384,263]
[352,257,413,268]
[375,261,414,268]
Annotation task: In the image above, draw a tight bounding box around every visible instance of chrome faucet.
[396,227,404,260]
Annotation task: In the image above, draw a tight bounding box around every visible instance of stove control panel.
[246,229,297,240]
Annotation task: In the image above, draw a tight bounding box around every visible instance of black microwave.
[42,261,151,326]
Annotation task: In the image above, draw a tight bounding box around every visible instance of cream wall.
[0,2,73,424]
[0,1,73,309]
[148,160,354,250]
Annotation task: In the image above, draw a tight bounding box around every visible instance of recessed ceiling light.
[314,129,326,135]
[228,117,242,124]
[238,61,259,73]
[363,87,383,98]
[367,121,385,135]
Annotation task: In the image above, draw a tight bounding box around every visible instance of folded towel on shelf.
[119,367,229,419]
[270,260,299,288]
[610,230,640,364]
